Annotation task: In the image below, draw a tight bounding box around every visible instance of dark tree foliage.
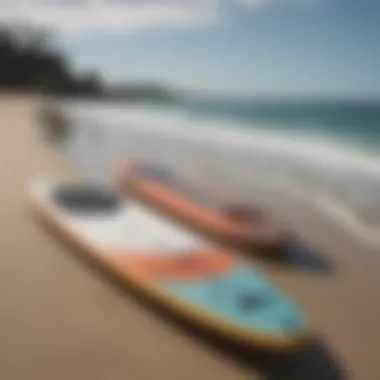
[0,25,179,101]
[0,25,102,95]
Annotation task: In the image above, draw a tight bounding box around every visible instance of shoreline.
[52,99,380,230]
[225,169,380,249]
[49,103,380,248]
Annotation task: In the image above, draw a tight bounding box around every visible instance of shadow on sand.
[35,212,346,380]
[255,241,336,276]
[111,279,346,380]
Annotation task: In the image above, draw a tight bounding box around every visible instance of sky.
[1,0,380,99]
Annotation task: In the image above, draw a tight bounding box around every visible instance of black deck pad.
[53,185,121,214]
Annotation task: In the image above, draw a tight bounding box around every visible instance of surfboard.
[28,176,308,351]
[114,160,293,253]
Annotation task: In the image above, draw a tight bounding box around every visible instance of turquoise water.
[59,96,380,155]
[161,266,306,337]
[176,98,380,155]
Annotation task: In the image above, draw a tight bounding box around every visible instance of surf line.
[236,170,380,249]
[315,196,380,247]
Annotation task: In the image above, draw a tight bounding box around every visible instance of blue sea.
[180,98,380,154]
[53,96,380,241]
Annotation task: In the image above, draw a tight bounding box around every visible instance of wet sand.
[0,94,379,380]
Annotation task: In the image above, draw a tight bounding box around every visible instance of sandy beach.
[1,94,380,380]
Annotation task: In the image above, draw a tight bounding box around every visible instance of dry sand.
[0,94,379,380]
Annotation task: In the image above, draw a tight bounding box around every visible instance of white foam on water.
[52,100,380,246]
[56,101,380,169]
[237,171,380,248]
[316,196,380,247]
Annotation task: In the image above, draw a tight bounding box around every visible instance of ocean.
[181,98,380,153]
[51,97,380,245]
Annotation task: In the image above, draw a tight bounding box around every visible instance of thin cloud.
[0,0,221,34]
[0,0,315,34]
[233,0,272,7]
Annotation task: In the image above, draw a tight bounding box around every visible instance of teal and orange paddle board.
[29,176,309,351]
